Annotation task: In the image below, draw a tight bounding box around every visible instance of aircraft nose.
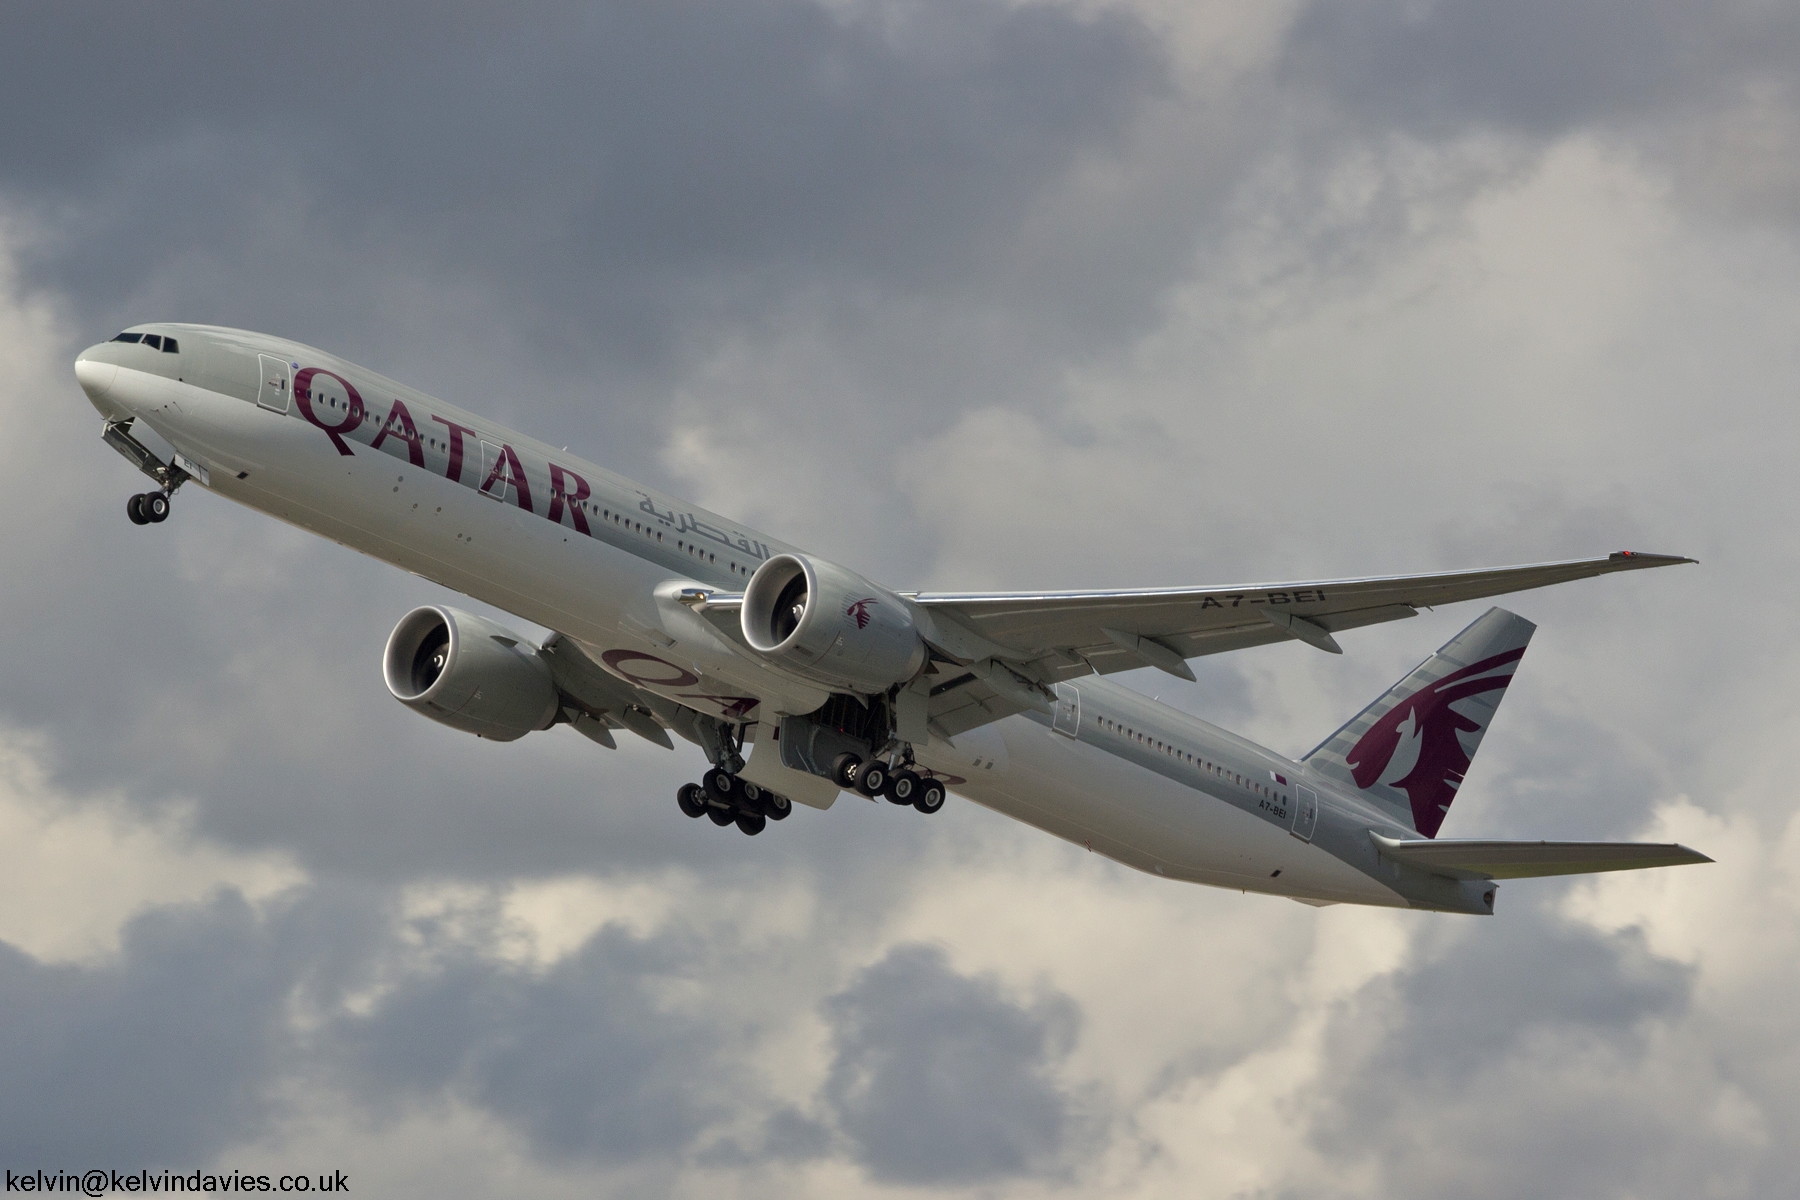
[74,350,117,400]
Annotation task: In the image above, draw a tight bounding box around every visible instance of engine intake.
[742,554,926,694]
[383,606,559,741]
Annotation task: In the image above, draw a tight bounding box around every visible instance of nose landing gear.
[105,419,187,527]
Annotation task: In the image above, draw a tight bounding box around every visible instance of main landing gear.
[126,491,172,525]
[677,769,793,836]
[831,752,947,815]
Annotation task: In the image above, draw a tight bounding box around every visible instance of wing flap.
[1371,834,1713,880]
[924,670,1030,739]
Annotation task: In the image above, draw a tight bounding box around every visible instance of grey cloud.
[5,0,1165,376]
[1468,703,1671,842]
[0,892,300,1164]
[0,880,784,1171]
[0,853,803,1178]
[1377,907,1689,1080]
[1273,0,1800,234]
[694,1104,835,1168]
[1288,0,1800,164]
[1281,0,1798,136]
[342,926,729,1162]
[821,943,1091,1185]
[1304,903,1699,1198]
[756,1106,835,1161]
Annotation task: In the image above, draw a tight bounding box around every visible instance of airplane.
[72,323,1711,914]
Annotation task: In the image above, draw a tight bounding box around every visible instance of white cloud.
[0,730,303,963]
[1566,794,1800,1099]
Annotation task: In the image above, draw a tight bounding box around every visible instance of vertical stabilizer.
[1303,607,1534,838]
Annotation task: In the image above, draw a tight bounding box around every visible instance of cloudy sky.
[4,0,1799,1193]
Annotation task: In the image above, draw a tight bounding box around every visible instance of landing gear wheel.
[739,780,764,807]
[914,779,947,814]
[831,752,862,788]
[127,494,149,525]
[886,770,920,805]
[677,783,708,819]
[143,493,170,522]
[853,760,888,798]
[735,810,767,836]
[707,807,735,826]
[763,793,791,821]
[703,768,735,801]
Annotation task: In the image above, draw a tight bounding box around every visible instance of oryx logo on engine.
[846,598,876,629]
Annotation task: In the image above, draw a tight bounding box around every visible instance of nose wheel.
[126,492,171,525]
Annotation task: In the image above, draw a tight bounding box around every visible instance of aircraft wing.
[910,551,1693,739]
[540,632,680,749]
[1370,834,1714,879]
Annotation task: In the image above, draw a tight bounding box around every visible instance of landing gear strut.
[105,419,186,528]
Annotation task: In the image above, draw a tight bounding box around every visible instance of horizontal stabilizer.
[1370,834,1712,880]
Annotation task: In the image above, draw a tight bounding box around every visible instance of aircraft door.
[1291,785,1318,842]
[256,355,291,413]
[1051,683,1080,738]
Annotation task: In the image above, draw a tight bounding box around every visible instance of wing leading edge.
[910,551,1693,673]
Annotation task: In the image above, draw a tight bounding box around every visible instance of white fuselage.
[76,324,1423,910]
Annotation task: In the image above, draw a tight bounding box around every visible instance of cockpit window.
[107,331,179,351]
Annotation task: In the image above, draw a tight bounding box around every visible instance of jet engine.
[741,554,926,694]
[383,606,559,740]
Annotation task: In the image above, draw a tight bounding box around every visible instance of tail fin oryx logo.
[1345,647,1524,837]
[846,598,876,629]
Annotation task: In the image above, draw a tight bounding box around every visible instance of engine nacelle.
[742,554,927,694]
[383,606,559,741]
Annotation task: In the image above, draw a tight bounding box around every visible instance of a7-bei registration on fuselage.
[74,324,1711,914]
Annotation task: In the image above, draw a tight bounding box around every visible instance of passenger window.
[142,334,162,350]
[162,337,179,353]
